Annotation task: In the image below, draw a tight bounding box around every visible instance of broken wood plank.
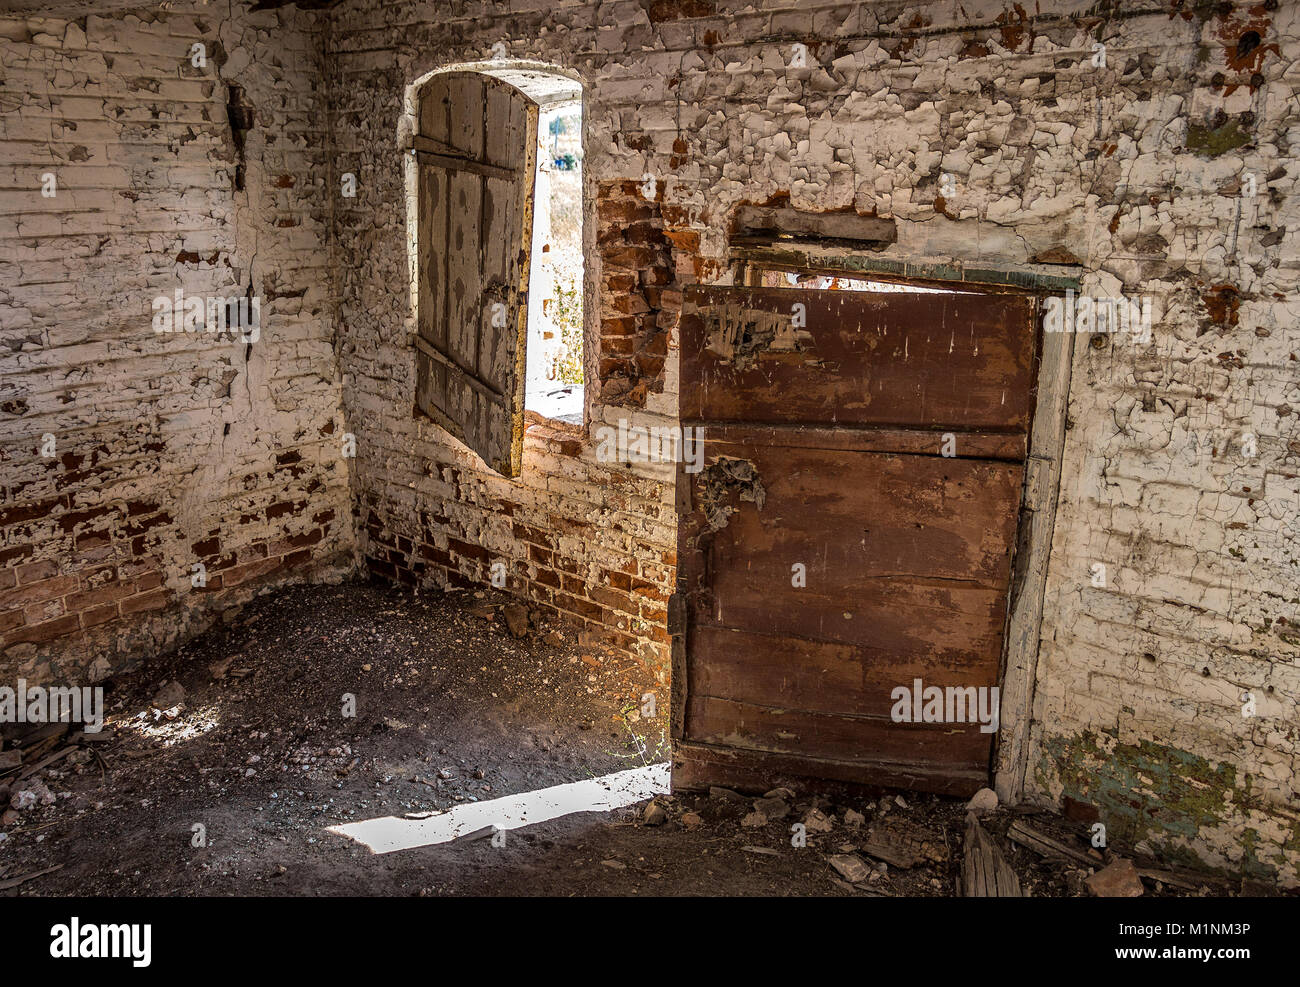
[1135,866,1202,892]
[453,824,501,844]
[862,832,919,870]
[1006,818,1104,868]
[995,324,1075,803]
[14,723,69,747]
[732,204,897,245]
[1135,864,1237,893]
[17,746,75,781]
[0,863,63,891]
[962,813,1023,897]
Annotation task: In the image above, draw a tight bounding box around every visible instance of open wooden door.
[671,285,1038,796]
[413,71,538,477]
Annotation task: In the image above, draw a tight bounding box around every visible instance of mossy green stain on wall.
[1039,732,1289,880]
[1186,120,1250,157]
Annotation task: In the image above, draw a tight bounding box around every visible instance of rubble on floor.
[0,581,1280,897]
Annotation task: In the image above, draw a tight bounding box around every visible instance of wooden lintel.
[732,204,898,245]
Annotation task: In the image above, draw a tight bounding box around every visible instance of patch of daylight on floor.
[327,762,670,854]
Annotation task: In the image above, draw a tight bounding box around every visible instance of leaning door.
[413,71,538,477]
[672,286,1037,796]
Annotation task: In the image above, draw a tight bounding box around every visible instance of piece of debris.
[843,808,865,828]
[741,811,767,827]
[69,728,115,744]
[966,787,999,816]
[680,811,703,828]
[1086,858,1145,898]
[0,863,64,891]
[643,801,668,826]
[741,845,779,856]
[151,680,185,709]
[209,656,234,680]
[17,746,76,781]
[803,807,834,832]
[502,604,530,639]
[335,756,359,778]
[961,812,1023,897]
[708,786,746,803]
[752,796,789,821]
[828,854,871,883]
[10,778,55,810]
[1007,818,1104,868]
[455,825,503,844]
[0,751,21,771]
[1134,865,1227,894]
[543,630,564,647]
[863,831,917,869]
[861,817,947,869]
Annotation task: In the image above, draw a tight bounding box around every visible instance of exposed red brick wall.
[596,180,679,409]
[354,422,674,669]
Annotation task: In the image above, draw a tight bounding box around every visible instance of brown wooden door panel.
[671,741,988,797]
[685,696,993,770]
[681,287,1036,430]
[674,284,1036,797]
[680,442,1023,592]
[688,624,1003,718]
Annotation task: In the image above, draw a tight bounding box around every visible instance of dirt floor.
[0,581,1281,897]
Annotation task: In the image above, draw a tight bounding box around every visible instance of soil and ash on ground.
[0,582,1276,897]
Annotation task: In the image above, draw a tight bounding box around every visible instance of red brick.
[120,588,168,615]
[16,559,58,583]
[74,530,112,552]
[134,570,164,592]
[4,613,80,645]
[81,603,119,628]
[0,574,79,609]
[630,578,668,602]
[65,580,136,610]
[25,599,64,623]
[283,548,313,568]
[0,544,33,567]
[0,497,64,527]
[591,585,637,614]
[553,591,606,623]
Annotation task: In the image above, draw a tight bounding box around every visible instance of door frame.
[678,250,1081,804]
